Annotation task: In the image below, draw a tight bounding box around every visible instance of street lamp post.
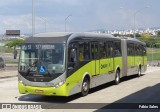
[32,0,35,36]
[65,15,72,32]
[134,6,149,38]
[39,17,47,32]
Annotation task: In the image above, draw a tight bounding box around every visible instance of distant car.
[0,57,5,70]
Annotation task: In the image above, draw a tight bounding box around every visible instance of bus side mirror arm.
[68,67,73,70]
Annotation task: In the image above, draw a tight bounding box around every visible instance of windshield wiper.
[19,62,31,76]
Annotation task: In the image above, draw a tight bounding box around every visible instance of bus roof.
[119,36,146,45]
[25,32,118,43]
[25,32,72,43]
[66,32,119,42]
[25,32,145,45]
[33,32,115,38]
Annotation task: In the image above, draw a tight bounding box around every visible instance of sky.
[0,0,159,34]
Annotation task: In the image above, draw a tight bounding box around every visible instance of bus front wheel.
[81,78,90,96]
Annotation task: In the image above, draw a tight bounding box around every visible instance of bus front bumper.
[18,82,68,96]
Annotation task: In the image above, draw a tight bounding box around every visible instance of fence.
[0,46,19,64]
[147,48,160,66]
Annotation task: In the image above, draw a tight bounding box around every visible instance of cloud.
[0,0,25,6]
[40,0,81,6]
[0,14,32,34]
[0,0,159,33]
[0,14,71,34]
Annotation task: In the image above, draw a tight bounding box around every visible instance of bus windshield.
[19,43,65,75]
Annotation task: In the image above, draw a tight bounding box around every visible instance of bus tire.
[81,78,90,96]
[115,70,120,85]
[137,67,141,77]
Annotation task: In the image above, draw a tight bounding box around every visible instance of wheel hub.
[116,74,119,82]
[83,82,88,92]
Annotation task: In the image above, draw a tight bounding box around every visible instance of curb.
[6,65,18,67]
[0,75,18,79]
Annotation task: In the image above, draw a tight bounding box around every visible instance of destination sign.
[22,44,55,50]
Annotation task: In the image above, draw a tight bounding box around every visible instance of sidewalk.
[0,70,18,79]
[6,64,18,67]
[145,66,160,74]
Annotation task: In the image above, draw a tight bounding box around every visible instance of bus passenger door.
[108,42,114,74]
[91,42,100,75]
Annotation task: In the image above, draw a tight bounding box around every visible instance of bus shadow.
[89,74,145,95]
[18,93,81,103]
[95,83,160,112]
[18,74,144,103]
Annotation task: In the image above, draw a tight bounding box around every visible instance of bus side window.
[136,45,140,56]
[127,43,134,56]
[99,42,106,59]
[79,42,90,61]
[95,44,99,59]
[84,44,90,61]
[69,48,77,63]
[91,43,95,59]
[108,42,113,58]
[114,41,121,57]
[79,43,84,61]
[68,48,77,69]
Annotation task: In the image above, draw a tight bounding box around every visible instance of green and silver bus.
[18,32,147,96]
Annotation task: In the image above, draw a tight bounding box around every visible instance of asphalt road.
[0,67,160,112]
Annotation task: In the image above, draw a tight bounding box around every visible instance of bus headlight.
[54,80,65,88]
[19,80,26,86]
[18,76,26,86]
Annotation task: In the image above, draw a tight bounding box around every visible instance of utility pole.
[32,0,35,36]
[133,6,149,38]
[65,15,72,32]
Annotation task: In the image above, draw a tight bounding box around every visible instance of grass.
[147,53,160,61]
[147,48,160,61]
[0,46,13,53]
[5,61,18,64]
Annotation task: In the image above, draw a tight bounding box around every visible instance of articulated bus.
[18,32,147,96]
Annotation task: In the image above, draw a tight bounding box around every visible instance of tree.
[141,33,150,38]
[138,37,160,48]
[5,39,24,48]
[157,31,160,36]
[135,33,141,37]
[5,39,24,59]
[113,34,121,37]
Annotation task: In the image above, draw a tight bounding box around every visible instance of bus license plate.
[35,89,44,93]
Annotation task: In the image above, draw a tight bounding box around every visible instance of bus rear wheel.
[81,78,90,96]
[115,70,120,85]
